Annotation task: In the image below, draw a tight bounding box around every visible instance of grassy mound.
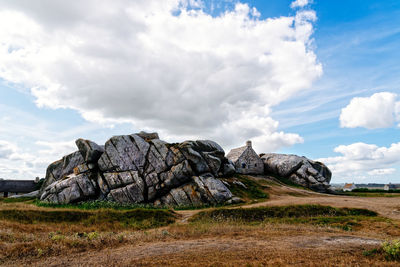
[224,175,269,201]
[190,205,379,231]
[0,208,176,229]
[191,204,377,222]
[34,200,167,210]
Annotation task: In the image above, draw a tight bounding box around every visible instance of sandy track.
[19,233,385,267]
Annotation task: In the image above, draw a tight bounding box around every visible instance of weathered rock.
[40,173,97,204]
[193,173,233,203]
[98,134,149,173]
[9,190,39,198]
[39,133,235,206]
[221,159,236,177]
[75,139,104,163]
[39,151,84,196]
[136,131,160,141]
[261,153,332,193]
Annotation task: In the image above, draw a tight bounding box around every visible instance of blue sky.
[0,0,399,183]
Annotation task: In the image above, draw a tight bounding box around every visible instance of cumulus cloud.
[318,142,400,180]
[291,0,312,9]
[0,139,76,179]
[0,140,17,159]
[340,92,400,129]
[367,168,396,176]
[0,0,322,152]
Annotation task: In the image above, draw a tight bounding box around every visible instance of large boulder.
[39,151,84,196]
[39,132,236,206]
[261,153,332,193]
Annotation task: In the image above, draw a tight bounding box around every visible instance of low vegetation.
[191,204,377,222]
[0,208,175,229]
[340,191,400,197]
[34,199,166,210]
[224,175,269,201]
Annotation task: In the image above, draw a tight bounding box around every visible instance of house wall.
[234,148,264,175]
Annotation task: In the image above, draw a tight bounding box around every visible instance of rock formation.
[39,134,334,205]
[40,133,237,206]
[261,153,332,193]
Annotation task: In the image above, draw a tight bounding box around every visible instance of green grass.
[0,208,176,229]
[229,175,269,200]
[191,204,377,222]
[34,200,170,210]
[265,173,309,190]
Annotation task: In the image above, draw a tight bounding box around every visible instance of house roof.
[343,183,354,189]
[226,146,248,163]
[0,180,37,193]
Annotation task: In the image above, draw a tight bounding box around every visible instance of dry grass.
[3,176,400,266]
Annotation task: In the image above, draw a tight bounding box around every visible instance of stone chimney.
[246,140,252,147]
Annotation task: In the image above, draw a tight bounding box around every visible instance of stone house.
[0,179,38,197]
[226,141,264,175]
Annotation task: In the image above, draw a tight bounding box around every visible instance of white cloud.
[367,168,396,176]
[0,139,76,179]
[319,142,400,180]
[291,0,312,9]
[339,92,400,129]
[0,0,322,153]
[0,140,17,159]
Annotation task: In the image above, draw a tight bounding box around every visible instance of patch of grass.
[0,197,36,203]
[266,216,371,231]
[363,248,379,257]
[339,192,400,198]
[190,204,377,223]
[34,200,167,210]
[0,208,176,229]
[228,175,269,201]
[353,188,400,193]
[382,239,400,260]
[173,203,227,210]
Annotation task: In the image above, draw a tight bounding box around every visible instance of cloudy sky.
[0,0,399,183]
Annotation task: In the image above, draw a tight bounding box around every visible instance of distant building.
[384,183,400,191]
[0,179,38,197]
[226,140,264,175]
[356,183,385,190]
[343,183,357,192]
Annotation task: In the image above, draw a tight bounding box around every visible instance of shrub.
[382,240,400,260]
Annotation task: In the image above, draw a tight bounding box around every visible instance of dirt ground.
[3,178,400,267]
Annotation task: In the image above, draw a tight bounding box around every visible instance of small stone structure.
[226,141,264,175]
[0,179,38,197]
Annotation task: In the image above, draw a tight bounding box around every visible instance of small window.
[241,163,246,168]
[254,164,257,167]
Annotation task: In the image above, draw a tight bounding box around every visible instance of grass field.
[1,176,400,266]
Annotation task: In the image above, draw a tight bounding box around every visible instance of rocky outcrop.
[40,132,235,206]
[261,153,332,193]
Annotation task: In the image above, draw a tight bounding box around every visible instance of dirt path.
[19,232,387,267]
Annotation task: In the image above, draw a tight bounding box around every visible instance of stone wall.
[235,148,264,175]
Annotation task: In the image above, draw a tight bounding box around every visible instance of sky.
[0,0,399,183]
